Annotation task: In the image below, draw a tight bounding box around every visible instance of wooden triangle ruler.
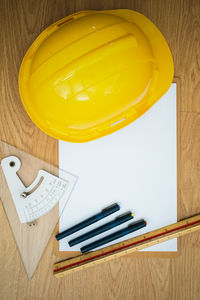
[0,141,77,279]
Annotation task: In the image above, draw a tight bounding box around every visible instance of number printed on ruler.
[23,175,69,222]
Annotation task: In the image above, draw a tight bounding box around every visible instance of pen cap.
[129,220,146,231]
[115,212,134,223]
[102,203,120,216]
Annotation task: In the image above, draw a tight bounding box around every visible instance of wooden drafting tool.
[0,141,77,279]
[53,214,200,278]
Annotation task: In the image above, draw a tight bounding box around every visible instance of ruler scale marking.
[53,215,200,277]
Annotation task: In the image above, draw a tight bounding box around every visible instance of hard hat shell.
[19,10,174,142]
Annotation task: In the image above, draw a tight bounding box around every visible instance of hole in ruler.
[24,176,44,197]
[9,161,15,167]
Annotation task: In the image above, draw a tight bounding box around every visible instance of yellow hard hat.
[19,9,174,142]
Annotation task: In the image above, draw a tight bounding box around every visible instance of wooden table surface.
[0,1,200,299]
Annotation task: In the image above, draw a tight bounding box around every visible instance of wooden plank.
[0,141,60,279]
[1,1,200,299]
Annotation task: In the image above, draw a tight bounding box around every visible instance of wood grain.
[0,141,61,279]
[0,0,200,299]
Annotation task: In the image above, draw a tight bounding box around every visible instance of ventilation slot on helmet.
[57,17,74,27]
[110,118,126,127]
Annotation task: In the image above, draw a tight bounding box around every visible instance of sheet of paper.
[59,83,177,252]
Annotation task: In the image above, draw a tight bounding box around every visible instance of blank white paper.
[59,83,177,252]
